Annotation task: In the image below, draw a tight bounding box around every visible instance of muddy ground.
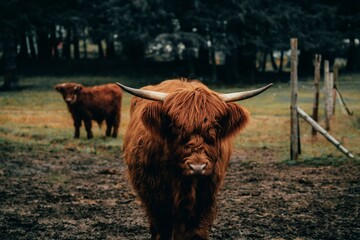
[0,142,359,240]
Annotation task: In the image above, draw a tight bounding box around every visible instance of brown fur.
[55,82,122,139]
[123,79,249,239]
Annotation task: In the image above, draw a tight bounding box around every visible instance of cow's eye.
[205,128,217,145]
[181,135,191,145]
[171,124,182,133]
[214,123,222,133]
[205,136,215,145]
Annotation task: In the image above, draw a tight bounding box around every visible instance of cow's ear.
[220,103,250,139]
[74,84,83,93]
[54,84,64,92]
[141,102,165,138]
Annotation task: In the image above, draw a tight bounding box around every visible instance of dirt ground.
[0,142,359,240]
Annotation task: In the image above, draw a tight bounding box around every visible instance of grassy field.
[0,74,359,162]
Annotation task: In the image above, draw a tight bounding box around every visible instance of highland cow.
[117,79,272,239]
[55,82,122,139]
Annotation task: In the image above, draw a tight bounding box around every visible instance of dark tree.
[337,0,360,71]
[1,0,359,89]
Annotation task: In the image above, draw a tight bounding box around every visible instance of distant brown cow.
[117,79,272,239]
[55,83,122,139]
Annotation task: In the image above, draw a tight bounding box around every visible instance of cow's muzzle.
[65,95,77,105]
[182,155,211,176]
[188,163,207,175]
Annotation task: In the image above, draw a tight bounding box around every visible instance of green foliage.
[1,0,357,56]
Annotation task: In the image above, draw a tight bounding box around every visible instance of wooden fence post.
[329,72,334,116]
[335,86,354,116]
[312,54,321,136]
[332,67,338,115]
[290,38,300,160]
[324,60,331,130]
[297,107,354,159]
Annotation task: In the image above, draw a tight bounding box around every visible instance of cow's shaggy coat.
[123,79,250,239]
[55,83,122,139]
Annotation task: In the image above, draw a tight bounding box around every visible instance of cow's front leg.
[186,229,209,240]
[174,201,215,240]
[73,118,81,138]
[172,223,210,240]
[149,215,172,240]
[150,224,172,240]
[111,112,120,138]
[105,118,112,137]
[83,119,93,139]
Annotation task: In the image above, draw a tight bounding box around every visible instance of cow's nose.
[189,163,207,174]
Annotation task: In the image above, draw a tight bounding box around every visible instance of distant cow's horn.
[116,82,168,102]
[220,83,273,102]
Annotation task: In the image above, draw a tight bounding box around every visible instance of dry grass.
[237,78,360,162]
[0,75,359,162]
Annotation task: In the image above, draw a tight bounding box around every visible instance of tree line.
[1,0,359,90]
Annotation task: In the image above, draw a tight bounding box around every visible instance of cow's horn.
[220,83,273,102]
[116,82,168,102]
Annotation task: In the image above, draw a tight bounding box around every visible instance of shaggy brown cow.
[118,79,272,240]
[55,82,122,139]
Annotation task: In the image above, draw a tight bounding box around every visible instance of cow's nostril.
[189,163,207,173]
